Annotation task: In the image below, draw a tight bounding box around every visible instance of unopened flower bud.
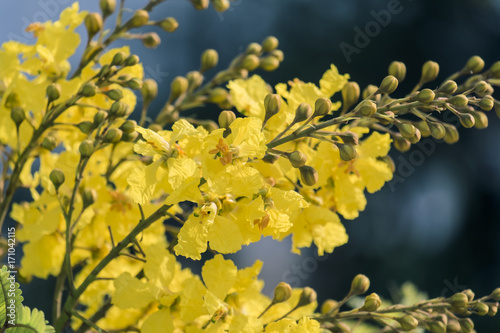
[46,83,61,102]
[379,75,398,94]
[448,94,468,107]
[79,140,94,158]
[358,100,377,117]
[80,83,97,97]
[321,299,338,315]
[448,292,468,308]
[262,36,279,52]
[141,79,158,107]
[408,127,421,144]
[239,54,260,71]
[388,61,406,82]
[362,85,378,99]
[111,52,126,66]
[208,87,228,104]
[469,110,488,129]
[296,287,317,308]
[77,121,94,134]
[337,143,357,161]
[212,0,230,12]
[458,318,474,332]
[100,0,116,17]
[464,55,485,74]
[473,80,489,95]
[457,112,475,128]
[187,71,203,90]
[393,134,411,152]
[169,76,189,101]
[84,13,103,38]
[420,60,440,84]
[130,9,149,28]
[104,89,123,101]
[490,288,500,301]
[293,103,312,123]
[443,124,459,144]
[313,98,332,117]
[272,282,292,304]
[190,0,209,9]
[487,303,498,316]
[427,122,446,139]
[200,49,218,72]
[362,293,381,312]
[41,136,57,151]
[259,56,280,71]
[438,80,458,94]
[218,110,236,129]
[159,17,179,32]
[461,289,474,302]
[288,151,307,168]
[49,169,65,191]
[471,302,489,316]
[93,110,107,125]
[349,274,370,296]
[414,120,431,137]
[124,78,142,90]
[104,128,122,143]
[416,88,435,103]
[342,82,360,110]
[395,121,416,139]
[479,95,494,111]
[81,188,97,208]
[262,154,279,164]
[121,131,139,142]
[270,50,284,62]
[399,315,418,331]
[428,320,446,333]
[299,166,318,186]
[149,124,163,132]
[124,54,140,67]
[246,42,262,55]
[120,120,136,133]
[142,32,161,49]
[10,107,25,127]
[264,94,281,120]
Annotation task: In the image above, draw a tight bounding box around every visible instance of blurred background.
[1,0,500,330]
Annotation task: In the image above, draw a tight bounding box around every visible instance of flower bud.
[388,61,406,82]
[246,42,262,55]
[111,51,126,66]
[77,121,94,134]
[362,85,378,99]
[487,303,498,316]
[473,80,489,95]
[437,80,458,94]
[120,120,136,133]
[313,98,332,117]
[4,92,20,109]
[393,134,411,152]
[416,88,435,103]
[362,293,381,312]
[79,140,94,158]
[200,49,218,72]
[124,54,140,67]
[408,127,421,144]
[49,169,65,191]
[457,112,475,128]
[141,79,158,107]
[272,282,292,304]
[212,0,230,12]
[448,94,468,107]
[491,288,500,301]
[378,75,398,94]
[84,13,103,38]
[142,32,161,49]
[262,154,279,164]
[299,166,318,186]
[121,131,139,142]
[208,87,228,104]
[395,122,416,139]
[443,124,459,144]
[81,188,97,208]
[342,82,360,110]
[398,315,418,331]
[321,299,338,315]
[100,0,116,18]
[270,50,284,62]
[414,120,431,137]
[428,122,446,139]
[124,78,142,90]
[104,128,123,143]
[10,107,25,127]
[262,36,279,52]
[479,95,494,111]
[420,60,439,84]
[337,143,357,161]
[80,83,97,97]
[469,110,488,129]
[462,289,475,302]
[259,56,280,71]
[264,94,281,120]
[187,71,203,90]
[159,17,179,32]
[464,55,484,74]
[130,9,149,28]
[471,302,489,316]
[46,83,61,102]
[358,100,377,117]
[218,110,236,129]
[446,319,461,333]
[296,287,317,308]
[428,320,446,333]
[190,0,209,9]
[349,274,370,296]
[170,76,189,101]
[448,292,468,308]
[104,89,123,101]
[288,151,307,168]
[293,103,312,123]
[239,54,260,71]
[458,318,474,332]
[41,136,57,151]
[93,110,107,125]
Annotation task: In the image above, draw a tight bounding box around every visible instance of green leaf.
[0,266,24,328]
[5,306,55,333]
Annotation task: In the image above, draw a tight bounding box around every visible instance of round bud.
[264,94,281,119]
[487,303,498,316]
[296,287,317,307]
[299,166,318,186]
[100,0,116,18]
[395,122,416,139]
[388,61,406,82]
[438,80,458,94]
[104,128,123,143]
[212,0,230,12]
[313,98,332,117]
[46,83,61,102]
[443,124,459,144]
[262,154,279,164]
[80,83,97,97]
[79,140,94,158]
[124,54,140,67]
[121,131,139,142]
[337,143,357,161]
[4,92,20,109]
[349,274,370,296]
[470,110,488,129]
[130,9,149,28]
[272,282,292,304]
[142,32,161,49]
[159,17,179,33]
[262,36,279,52]
[458,318,474,332]
[428,321,446,333]
[200,49,219,72]
[41,136,57,151]
[84,13,103,38]
[218,110,236,129]
[362,85,378,99]
[125,78,142,90]
[362,293,381,312]
[464,55,485,74]
[208,87,228,104]
[416,88,435,103]
[414,120,431,137]
[393,134,411,152]
[491,288,500,301]
[10,107,25,127]
[246,42,262,55]
[462,289,475,302]
[81,188,97,208]
[428,122,446,139]
[408,127,421,144]
[448,292,468,308]
[473,81,489,95]
[104,89,123,101]
[288,151,307,168]
[448,94,468,107]
[93,110,107,125]
[49,169,65,191]
[239,54,260,71]
[259,56,280,71]
[479,95,494,111]
[420,60,440,84]
[187,71,203,90]
[270,50,284,62]
[141,79,158,107]
[321,299,338,315]
[399,315,418,331]
[190,0,209,10]
[293,103,313,123]
[446,319,461,333]
[119,120,136,133]
[77,121,94,134]
[111,52,126,66]
[379,75,398,94]
[457,112,475,128]
[358,100,377,117]
[471,302,489,316]
[170,76,189,101]
[342,81,360,110]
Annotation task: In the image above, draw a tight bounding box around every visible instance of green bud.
[296,287,317,308]
[448,292,468,308]
[104,128,123,143]
[479,95,494,111]
[416,88,435,103]
[159,17,179,32]
[262,36,279,52]
[313,98,332,117]
[218,110,236,129]
[124,78,142,90]
[111,52,126,66]
[49,169,65,191]
[408,128,421,144]
[321,299,338,315]
[443,124,459,144]
[337,143,357,161]
[299,166,318,186]
[200,49,219,72]
[470,110,488,129]
[80,83,97,97]
[270,49,284,62]
[10,107,25,127]
[362,85,378,99]
[190,0,209,10]
[264,94,281,120]
[46,83,61,102]
[272,282,292,304]
[84,13,103,38]
[77,121,94,134]
[170,76,189,101]
[428,121,446,140]
[121,131,139,142]
[349,274,370,296]
[81,188,97,208]
[288,151,307,168]
[473,80,489,95]
[388,61,406,82]
[414,120,431,137]
[395,121,416,139]
[342,82,360,110]
[399,315,418,331]
[100,0,116,18]
[142,32,161,49]
[358,100,377,117]
[362,293,381,312]
[491,288,500,301]
[104,89,123,101]
[437,80,458,94]
[187,71,203,90]
[464,55,485,74]
[208,87,228,104]
[239,54,260,71]
[98,64,111,79]
[79,140,94,158]
[246,42,262,55]
[420,60,440,84]
[448,94,468,107]
[93,110,107,125]
[393,134,411,152]
[446,319,461,333]
[130,9,149,28]
[4,92,20,109]
[141,79,158,107]
[259,56,280,71]
[292,103,312,123]
[41,136,57,151]
[457,112,475,128]
[212,0,230,12]
[428,321,446,333]
[262,154,279,164]
[462,289,475,302]
[379,75,398,94]
[109,101,127,117]
[124,54,140,67]
[458,318,474,332]
[471,302,489,316]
